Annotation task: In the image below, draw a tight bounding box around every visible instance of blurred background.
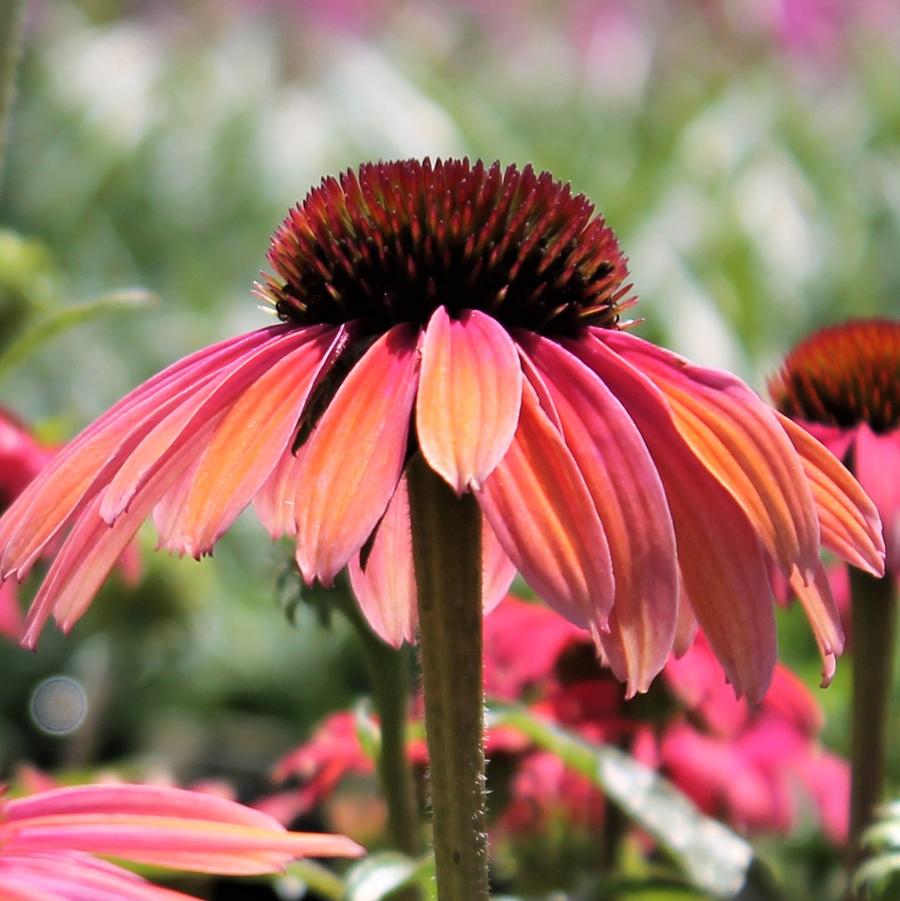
[1,1,898,898]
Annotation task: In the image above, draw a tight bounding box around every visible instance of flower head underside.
[0,159,885,701]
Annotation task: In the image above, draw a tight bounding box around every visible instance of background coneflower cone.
[0,159,885,702]
[769,318,900,576]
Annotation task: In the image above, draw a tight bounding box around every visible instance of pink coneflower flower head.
[0,159,884,701]
[770,319,899,575]
[0,781,362,900]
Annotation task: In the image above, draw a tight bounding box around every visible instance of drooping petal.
[571,335,777,702]
[253,442,303,540]
[603,329,820,583]
[161,329,340,557]
[0,327,283,579]
[21,418,222,648]
[294,325,420,585]
[523,333,679,695]
[777,413,885,576]
[482,523,517,615]
[99,327,333,529]
[476,379,616,633]
[673,587,699,658]
[348,479,519,646]
[788,565,844,688]
[416,307,522,494]
[854,425,900,575]
[348,480,417,648]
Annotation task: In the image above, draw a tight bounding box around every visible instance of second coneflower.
[0,159,884,899]
[770,318,898,862]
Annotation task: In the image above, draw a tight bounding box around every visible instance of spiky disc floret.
[258,158,631,337]
[770,319,900,433]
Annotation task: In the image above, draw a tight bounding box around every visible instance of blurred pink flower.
[0,781,362,900]
[0,160,883,701]
[266,596,849,842]
[770,319,900,577]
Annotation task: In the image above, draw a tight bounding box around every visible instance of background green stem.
[848,567,898,868]
[407,456,489,901]
[0,0,27,180]
[334,588,421,859]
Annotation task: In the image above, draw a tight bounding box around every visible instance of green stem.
[0,0,27,181]
[848,567,897,867]
[407,456,488,901]
[334,588,421,859]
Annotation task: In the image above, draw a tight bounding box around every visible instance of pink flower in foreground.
[770,319,900,577]
[0,781,362,900]
[0,159,883,700]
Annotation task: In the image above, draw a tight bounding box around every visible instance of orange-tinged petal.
[525,333,679,695]
[348,480,417,648]
[99,327,331,528]
[21,419,222,648]
[253,442,303,540]
[416,307,522,494]
[165,329,339,557]
[604,330,820,583]
[294,325,420,585]
[572,335,777,702]
[673,588,698,658]
[476,379,615,632]
[348,480,519,646]
[0,328,282,579]
[777,413,885,576]
[788,564,844,688]
[482,523,516,615]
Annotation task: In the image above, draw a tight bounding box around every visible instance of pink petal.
[416,307,522,494]
[100,327,333,529]
[3,784,362,875]
[253,442,303,540]
[778,414,885,576]
[787,565,844,687]
[0,854,194,901]
[348,480,417,648]
[572,335,777,702]
[854,425,900,575]
[348,480,518,646]
[476,379,616,633]
[294,325,420,585]
[0,328,282,579]
[0,578,23,642]
[524,333,679,695]
[21,419,222,648]
[603,329,820,583]
[162,329,339,557]
[673,587,698,658]
[482,523,516,615]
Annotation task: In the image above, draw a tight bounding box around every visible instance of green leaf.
[0,288,155,382]
[343,851,436,901]
[487,703,766,900]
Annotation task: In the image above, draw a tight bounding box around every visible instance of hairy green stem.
[333,587,421,859]
[848,567,897,868]
[0,0,27,180]
[407,456,488,901]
